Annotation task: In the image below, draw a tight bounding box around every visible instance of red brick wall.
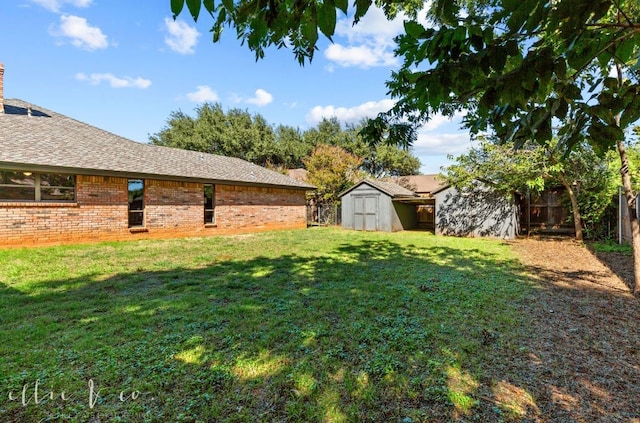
[216,185,307,231]
[0,175,308,247]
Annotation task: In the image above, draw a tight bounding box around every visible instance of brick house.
[0,64,314,247]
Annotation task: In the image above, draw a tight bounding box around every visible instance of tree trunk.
[614,63,640,294]
[617,140,640,294]
[559,173,583,241]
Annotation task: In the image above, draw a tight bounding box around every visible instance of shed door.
[354,195,379,231]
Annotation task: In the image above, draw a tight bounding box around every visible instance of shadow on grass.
[1,235,638,421]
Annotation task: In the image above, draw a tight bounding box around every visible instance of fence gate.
[307,203,341,226]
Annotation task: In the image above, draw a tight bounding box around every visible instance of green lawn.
[0,228,531,422]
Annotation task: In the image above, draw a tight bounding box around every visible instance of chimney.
[0,62,4,114]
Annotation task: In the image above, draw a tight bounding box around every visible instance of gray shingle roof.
[341,179,418,198]
[384,174,449,194]
[0,99,314,190]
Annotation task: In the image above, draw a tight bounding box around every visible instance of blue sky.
[1,0,474,174]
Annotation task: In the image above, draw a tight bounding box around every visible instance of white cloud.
[53,15,108,50]
[422,111,466,131]
[414,131,473,156]
[325,3,435,69]
[31,0,92,13]
[76,73,151,89]
[164,17,200,54]
[186,85,219,103]
[246,89,273,106]
[324,6,403,68]
[306,99,396,125]
[325,44,397,68]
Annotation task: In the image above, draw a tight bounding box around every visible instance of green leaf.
[615,37,637,64]
[620,95,640,128]
[203,0,215,14]
[222,0,233,10]
[353,0,372,24]
[589,122,624,143]
[562,84,582,100]
[186,0,201,20]
[301,10,318,48]
[470,34,483,51]
[171,0,185,18]
[334,0,348,14]
[404,21,425,39]
[489,47,507,70]
[452,27,466,44]
[318,0,337,39]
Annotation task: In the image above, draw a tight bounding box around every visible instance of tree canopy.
[304,144,363,203]
[150,104,421,176]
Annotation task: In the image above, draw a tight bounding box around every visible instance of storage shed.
[340,179,418,232]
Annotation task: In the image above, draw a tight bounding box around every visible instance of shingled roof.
[384,174,448,195]
[340,179,418,198]
[0,99,314,190]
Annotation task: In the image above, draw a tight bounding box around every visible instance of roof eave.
[0,161,316,191]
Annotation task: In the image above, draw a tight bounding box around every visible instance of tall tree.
[273,124,313,168]
[303,144,363,203]
[364,144,422,178]
[304,118,421,177]
[150,102,278,166]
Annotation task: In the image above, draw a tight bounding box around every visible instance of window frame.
[128,179,145,228]
[0,170,75,202]
[204,183,215,225]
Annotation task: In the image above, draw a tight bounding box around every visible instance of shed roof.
[385,174,448,194]
[0,99,314,190]
[340,179,418,198]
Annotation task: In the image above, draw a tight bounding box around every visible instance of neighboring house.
[287,168,309,182]
[386,174,448,197]
[0,65,314,247]
[341,177,520,239]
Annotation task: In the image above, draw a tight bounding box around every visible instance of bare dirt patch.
[504,237,640,422]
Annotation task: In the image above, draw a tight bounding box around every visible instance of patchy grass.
[0,228,532,422]
[589,240,632,255]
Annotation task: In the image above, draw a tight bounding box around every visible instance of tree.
[172,1,640,291]
[303,118,421,177]
[445,139,616,240]
[364,144,421,178]
[378,1,640,292]
[303,144,363,204]
[273,124,313,169]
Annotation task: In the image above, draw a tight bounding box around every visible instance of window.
[0,170,75,202]
[128,179,145,227]
[204,184,215,224]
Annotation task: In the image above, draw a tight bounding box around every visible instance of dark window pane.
[0,171,35,186]
[204,184,214,208]
[128,179,145,227]
[128,179,144,211]
[128,211,145,227]
[0,186,35,201]
[204,184,215,223]
[41,187,75,201]
[41,173,75,188]
[205,210,215,223]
